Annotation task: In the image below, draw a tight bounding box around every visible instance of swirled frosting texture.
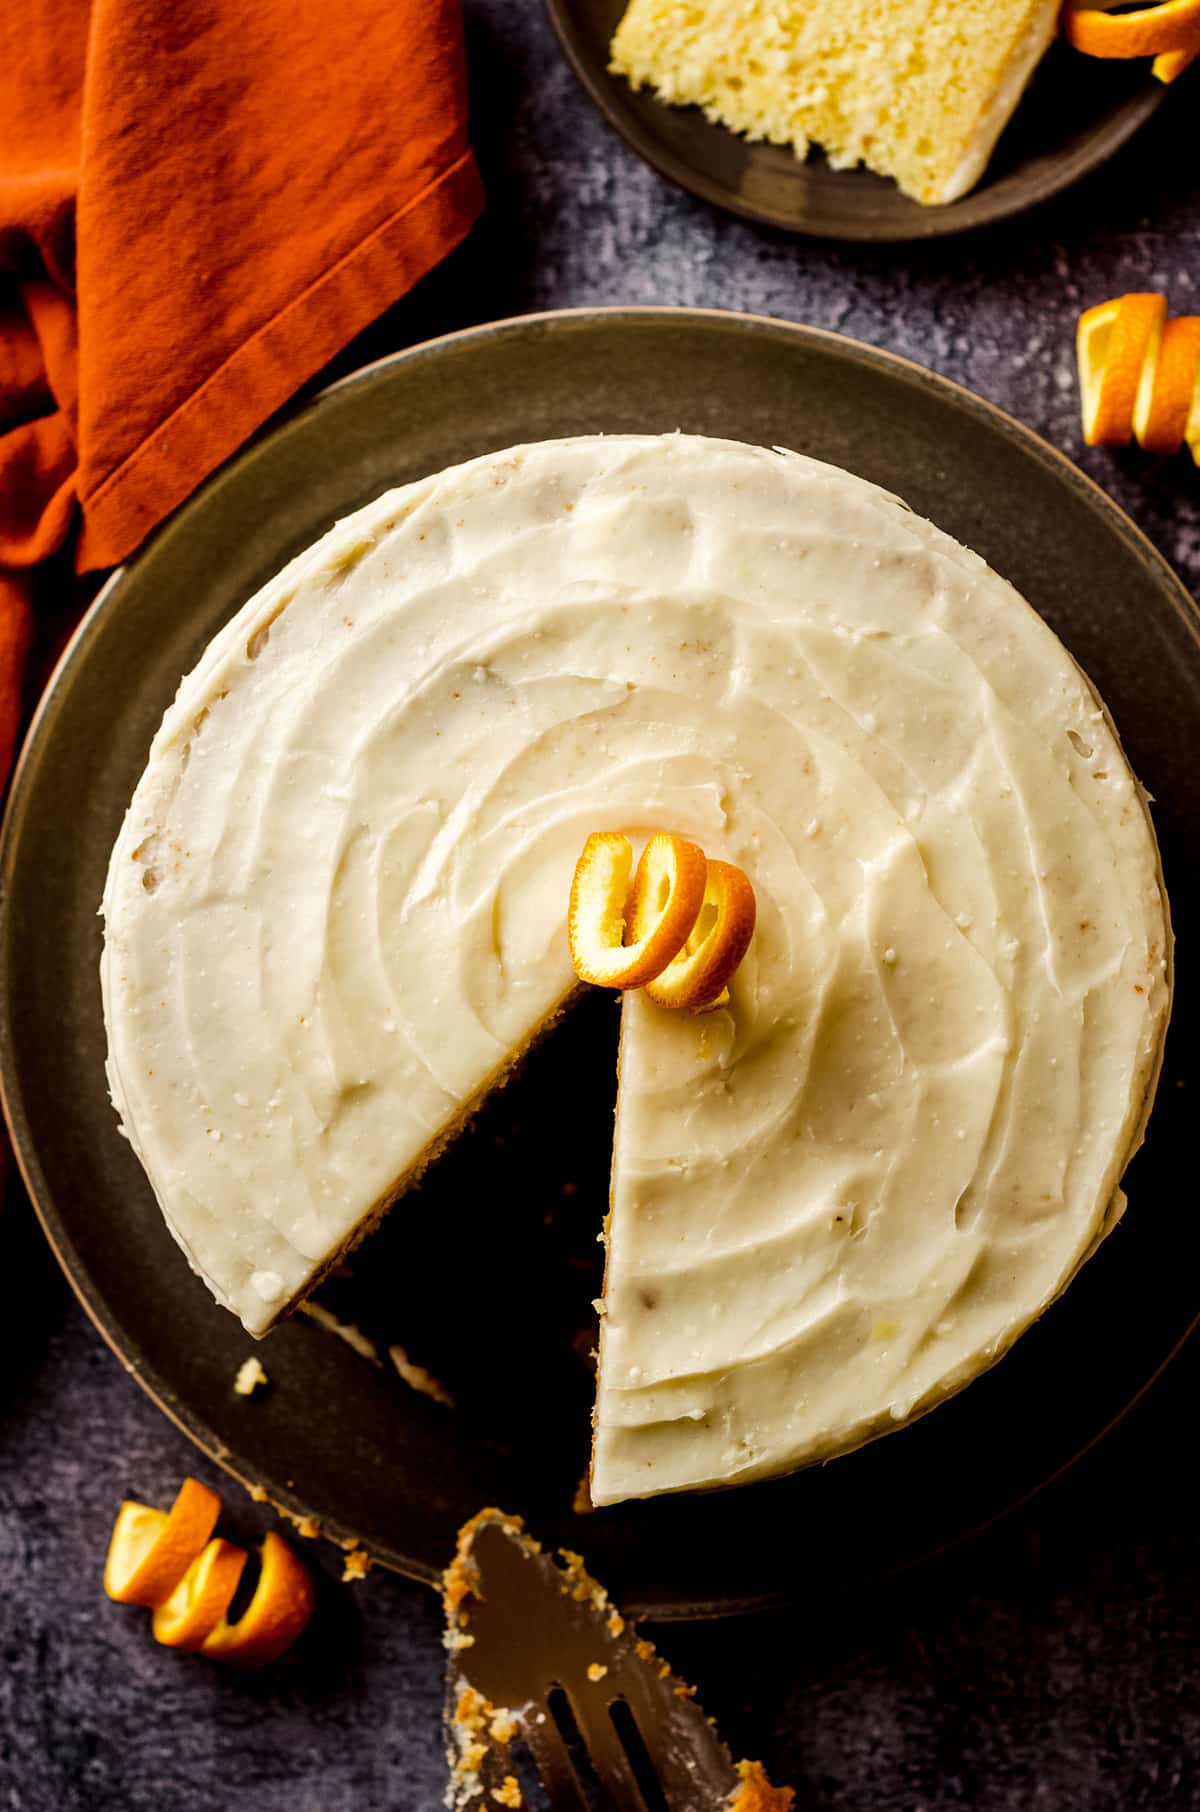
[101,436,1169,1502]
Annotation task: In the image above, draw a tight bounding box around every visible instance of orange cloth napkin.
[0,0,483,793]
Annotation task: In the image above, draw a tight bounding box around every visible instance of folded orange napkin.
[0,0,483,794]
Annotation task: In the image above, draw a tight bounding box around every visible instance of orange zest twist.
[104,1478,315,1667]
[644,859,757,1012]
[1064,0,1200,75]
[568,831,707,989]
[568,831,756,1011]
[1077,293,1200,460]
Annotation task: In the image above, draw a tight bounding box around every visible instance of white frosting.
[101,435,1170,1501]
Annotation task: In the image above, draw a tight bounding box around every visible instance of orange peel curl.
[1153,41,1199,75]
[200,1530,317,1667]
[1135,314,1200,453]
[104,1476,314,1667]
[1064,0,1200,59]
[1077,293,1168,446]
[103,1477,221,1606]
[151,1537,249,1651]
[568,831,707,989]
[644,859,757,1013]
[1077,293,1200,460]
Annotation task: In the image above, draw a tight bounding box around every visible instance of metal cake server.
[443,1509,782,1811]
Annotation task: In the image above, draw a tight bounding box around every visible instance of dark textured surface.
[2,4,1199,1808]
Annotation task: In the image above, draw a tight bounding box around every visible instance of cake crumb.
[674,1681,697,1699]
[728,1757,795,1811]
[299,1300,380,1363]
[635,1638,655,1662]
[341,1546,371,1582]
[295,1515,321,1540]
[233,1356,269,1397]
[558,1547,610,1612]
[388,1342,455,1408]
[447,1685,521,1810]
[247,1483,269,1504]
[607,1610,625,1637]
[586,1662,608,1682]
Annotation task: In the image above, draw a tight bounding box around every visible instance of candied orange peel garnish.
[644,859,757,1013]
[1064,0,1200,68]
[568,831,707,989]
[1077,293,1200,460]
[104,1477,315,1667]
[568,831,755,1009]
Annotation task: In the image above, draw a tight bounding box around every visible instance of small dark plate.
[546,0,1167,240]
[2,309,1198,1619]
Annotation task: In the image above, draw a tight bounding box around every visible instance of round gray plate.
[2,309,1198,1619]
[547,0,1167,240]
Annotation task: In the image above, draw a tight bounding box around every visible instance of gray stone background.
[2,5,1199,1808]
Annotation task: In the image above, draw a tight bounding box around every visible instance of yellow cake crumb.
[233,1356,269,1396]
[341,1546,370,1582]
[448,1686,522,1810]
[558,1546,610,1612]
[728,1757,796,1811]
[295,1515,321,1540]
[388,1342,455,1407]
[299,1300,379,1363]
[587,1662,608,1682]
[455,1686,489,1737]
[247,1483,268,1504]
[610,0,1060,205]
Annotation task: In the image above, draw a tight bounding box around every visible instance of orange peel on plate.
[568,830,707,989]
[104,1476,314,1666]
[644,859,757,1013]
[1064,0,1200,61]
[1078,293,1200,459]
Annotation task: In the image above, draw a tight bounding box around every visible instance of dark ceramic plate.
[546,0,1167,240]
[2,309,1198,1619]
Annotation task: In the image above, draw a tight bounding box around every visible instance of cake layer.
[610,1,1060,205]
[102,435,1169,1504]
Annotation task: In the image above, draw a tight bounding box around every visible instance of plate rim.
[543,0,1169,242]
[2,303,1197,1618]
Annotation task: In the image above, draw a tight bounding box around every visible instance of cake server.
[443,1510,757,1810]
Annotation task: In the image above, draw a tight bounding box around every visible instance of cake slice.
[609,0,1062,205]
